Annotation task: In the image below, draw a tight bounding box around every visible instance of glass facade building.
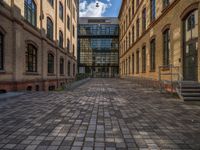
[78,18,119,78]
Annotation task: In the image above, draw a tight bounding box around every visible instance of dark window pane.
[24,0,37,26]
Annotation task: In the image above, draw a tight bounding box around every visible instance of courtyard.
[0,79,200,150]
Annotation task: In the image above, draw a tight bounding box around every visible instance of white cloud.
[79,0,112,17]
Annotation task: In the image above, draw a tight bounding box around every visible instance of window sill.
[149,70,156,72]
[162,67,170,71]
[0,70,6,74]
[48,73,56,76]
[25,72,39,75]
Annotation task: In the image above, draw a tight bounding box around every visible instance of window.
[67,0,70,9]
[187,13,195,31]
[59,31,63,48]
[68,61,71,76]
[132,54,134,74]
[129,8,131,23]
[73,44,75,56]
[136,0,139,7]
[73,25,75,37]
[132,26,135,43]
[67,15,70,30]
[25,44,37,72]
[129,32,131,47]
[48,0,54,7]
[150,39,156,71]
[67,38,70,52]
[150,0,156,22]
[59,2,63,21]
[136,18,140,38]
[24,0,37,26]
[47,17,53,40]
[73,63,75,76]
[142,8,146,32]
[163,0,170,9]
[48,53,54,74]
[0,33,4,70]
[142,46,146,72]
[136,51,139,74]
[163,29,170,66]
[132,0,135,16]
[60,57,64,75]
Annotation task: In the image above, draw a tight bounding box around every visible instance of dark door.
[183,10,198,81]
[183,40,198,80]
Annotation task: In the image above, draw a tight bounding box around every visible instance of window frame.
[48,0,54,7]
[59,30,63,48]
[0,32,4,70]
[48,53,54,74]
[142,46,146,73]
[59,2,63,21]
[26,44,37,73]
[47,17,54,40]
[150,0,156,22]
[150,38,156,71]
[163,28,170,66]
[60,57,64,75]
[24,0,37,27]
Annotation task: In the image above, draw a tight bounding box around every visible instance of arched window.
[163,28,170,66]
[68,61,71,76]
[67,15,70,30]
[48,53,54,74]
[59,2,63,20]
[47,17,53,40]
[59,31,63,48]
[72,44,75,56]
[60,57,64,75]
[150,0,156,22]
[26,44,37,72]
[67,38,70,52]
[150,38,156,71]
[24,0,37,26]
[0,32,3,70]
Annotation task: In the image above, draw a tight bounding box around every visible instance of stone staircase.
[177,81,200,101]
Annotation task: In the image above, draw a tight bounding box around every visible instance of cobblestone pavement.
[0,79,200,150]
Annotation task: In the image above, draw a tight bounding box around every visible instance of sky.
[79,0,122,17]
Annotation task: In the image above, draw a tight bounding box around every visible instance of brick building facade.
[119,0,200,85]
[0,0,78,92]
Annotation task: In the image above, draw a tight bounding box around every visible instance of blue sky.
[79,0,122,17]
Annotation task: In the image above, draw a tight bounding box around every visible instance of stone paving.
[0,78,200,150]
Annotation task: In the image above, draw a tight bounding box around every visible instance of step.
[181,89,200,92]
[182,93,200,97]
[183,97,200,101]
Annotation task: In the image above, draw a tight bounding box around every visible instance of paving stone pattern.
[0,79,200,150]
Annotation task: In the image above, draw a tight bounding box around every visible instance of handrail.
[159,64,183,94]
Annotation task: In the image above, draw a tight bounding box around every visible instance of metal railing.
[158,64,183,94]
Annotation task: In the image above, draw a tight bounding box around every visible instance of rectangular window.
[150,0,156,22]
[142,8,146,32]
[163,29,170,66]
[142,46,146,73]
[150,39,156,71]
[0,33,4,70]
[136,51,139,74]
